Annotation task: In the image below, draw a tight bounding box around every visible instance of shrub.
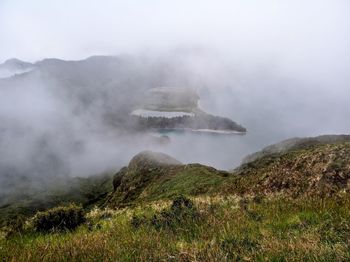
[32,204,86,232]
[130,195,201,231]
[151,195,200,230]
[2,215,26,238]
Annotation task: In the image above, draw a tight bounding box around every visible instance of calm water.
[152,129,282,170]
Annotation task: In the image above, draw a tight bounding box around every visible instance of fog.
[0,1,350,194]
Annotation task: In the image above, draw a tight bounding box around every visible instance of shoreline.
[154,127,247,135]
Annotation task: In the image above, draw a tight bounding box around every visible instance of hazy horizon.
[0,1,349,193]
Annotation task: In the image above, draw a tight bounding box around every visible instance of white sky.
[0,0,349,64]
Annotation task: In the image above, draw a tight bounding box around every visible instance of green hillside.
[1,137,350,261]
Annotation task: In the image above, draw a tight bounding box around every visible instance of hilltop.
[108,151,229,206]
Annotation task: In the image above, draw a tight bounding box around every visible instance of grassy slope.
[108,163,229,207]
[109,142,350,208]
[227,142,350,197]
[1,196,350,261]
[1,142,350,260]
[142,164,228,200]
[242,134,350,164]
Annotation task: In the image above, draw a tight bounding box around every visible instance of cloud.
[0,0,349,186]
[1,0,349,64]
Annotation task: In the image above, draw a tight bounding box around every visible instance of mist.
[0,0,350,194]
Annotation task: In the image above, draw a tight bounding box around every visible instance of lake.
[150,128,283,170]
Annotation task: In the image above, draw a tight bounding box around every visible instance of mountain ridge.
[2,134,350,260]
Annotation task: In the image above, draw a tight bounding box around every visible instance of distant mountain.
[0,55,246,133]
[0,55,209,127]
[0,58,35,78]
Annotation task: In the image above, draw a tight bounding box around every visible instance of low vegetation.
[229,142,350,197]
[1,195,350,261]
[31,204,86,232]
[1,137,350,261]
[131,195,201,230]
